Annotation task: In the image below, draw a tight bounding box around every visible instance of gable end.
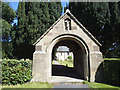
[33,10,102,46]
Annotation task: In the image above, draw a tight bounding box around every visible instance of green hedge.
[103,60,120,87]
[2,59,32,85]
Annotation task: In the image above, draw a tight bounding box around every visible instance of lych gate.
[32,10,103,82]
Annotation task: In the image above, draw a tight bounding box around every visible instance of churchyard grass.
[57,60,73,67]
[104,58,120,60]
[83,81,120,89]
[2,82,53,88]
[1,81,120,89]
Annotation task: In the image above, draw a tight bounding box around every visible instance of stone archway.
[31,10,103,82]
[48,35,89,81]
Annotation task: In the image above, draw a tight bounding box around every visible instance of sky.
[9,2,19,11]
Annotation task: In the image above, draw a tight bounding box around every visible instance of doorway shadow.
[52,64,84,80]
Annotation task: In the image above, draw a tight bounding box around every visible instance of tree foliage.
[2,1,62,59]
[69,2,120,57]
[24,2,62,44]
[2,2,16,24]
[13,2,62,59]
[2,2,16,59]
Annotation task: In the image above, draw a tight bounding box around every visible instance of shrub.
[103,60,120,87]
[2,59,32,85]
[67,56,72,60]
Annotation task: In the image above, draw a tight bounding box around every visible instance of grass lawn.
[57,60,73,67]
[83,81,120,90]
[104,58,120,60]
[2,82,53,88]
[1,81,120,89]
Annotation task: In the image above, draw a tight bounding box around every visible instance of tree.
[14,2,62,59]
[2,19,13,59]
[2,2,16,58]
[17,1,26,44]
[13,1,34,59]
[2,2,16,24]
[2,19,12,42]
[25,2,62,44]
[106,2,120,57]
[2,1,62,59]
[69,2,120,57]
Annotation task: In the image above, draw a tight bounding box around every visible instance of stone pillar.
[89,51,103,82]
[83,54,89,81]
[31,51,51,82]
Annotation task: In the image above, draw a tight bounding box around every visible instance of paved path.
[52,61,89,89]
[53,61,60,65]
[51,76,84,83]
[53,83,89,89]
